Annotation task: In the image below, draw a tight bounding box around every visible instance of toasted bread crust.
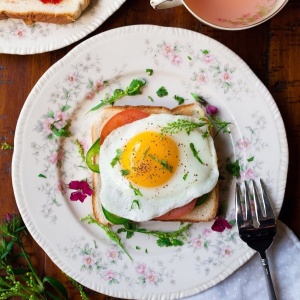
[0,0,90,24]
[92,104,219,225]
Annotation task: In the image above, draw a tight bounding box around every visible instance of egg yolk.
[120,132,179,187]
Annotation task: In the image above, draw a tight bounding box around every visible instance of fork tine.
[235,182,244,226]
[259,179,276,220]
[251,179,264,220]
[244,181,253,223]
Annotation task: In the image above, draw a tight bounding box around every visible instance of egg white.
[99,114,219,222]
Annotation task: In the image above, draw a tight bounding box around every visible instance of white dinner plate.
[0,0,126,54]
[12,25,288,299]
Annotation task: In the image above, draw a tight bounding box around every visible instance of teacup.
[150,0,289,30]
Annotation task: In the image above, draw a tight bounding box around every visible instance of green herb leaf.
[111,149,122,167]
[174,95,185,105]
[247,156,254,162]
[148,154,173,173]
[190,143,205,165]
[127,79,146,95]
[146,69,153,76]
[226,159,240,178]
[38,173,47,178]
[156,86,168,97]
[183,172,189,180]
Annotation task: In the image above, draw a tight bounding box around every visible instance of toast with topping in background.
[0,0,90,25]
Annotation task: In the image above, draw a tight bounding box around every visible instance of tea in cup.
[150,0,288,30]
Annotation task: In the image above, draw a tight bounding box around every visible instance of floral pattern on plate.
[0,0,126,54]
[12,25,288,299]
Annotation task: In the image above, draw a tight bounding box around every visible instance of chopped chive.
[121,169,130,176]
[131,200,140,209]
[148,154,173,173]
[129,183,143,196]
[183,172,189,180]
[146,69,153,76]
[190,143,205,165]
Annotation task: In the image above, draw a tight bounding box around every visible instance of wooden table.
[1,0,299,298]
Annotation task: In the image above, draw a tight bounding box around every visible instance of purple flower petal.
[82,185,93,196]
[69,180,81,190]
[211,217,232,232]
[206,105,218,116]
[79,181,93,196]
[70,191,87,202]
[69,180,92,202]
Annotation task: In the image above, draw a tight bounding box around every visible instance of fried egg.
[100,113,219,222]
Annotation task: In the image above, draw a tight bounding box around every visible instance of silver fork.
[235,179,277,300]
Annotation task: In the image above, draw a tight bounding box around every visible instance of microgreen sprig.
[87,79,146,113]
[81,215,132,260]
[117,222,192,247]
[160,118,208,136]
[111,149,122,167]
[160,116,231,138]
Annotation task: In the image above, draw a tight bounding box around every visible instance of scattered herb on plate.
[156,86,168,97]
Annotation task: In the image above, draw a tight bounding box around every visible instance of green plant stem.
[19,244,45,293]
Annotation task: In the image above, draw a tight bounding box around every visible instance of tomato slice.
[100,108,150,144]
[153,199,197,221]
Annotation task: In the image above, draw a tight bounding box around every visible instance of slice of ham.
[153,198,197,221]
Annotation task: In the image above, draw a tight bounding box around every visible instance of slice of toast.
[92,103,219,226]
[0,0,90,25]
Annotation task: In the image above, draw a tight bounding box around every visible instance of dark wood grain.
[0,0,299,299]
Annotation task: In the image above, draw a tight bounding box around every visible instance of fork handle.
[261,257,277,300]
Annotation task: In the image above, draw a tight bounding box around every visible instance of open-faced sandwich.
[0,0,90,24]
[89,103,219,226]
